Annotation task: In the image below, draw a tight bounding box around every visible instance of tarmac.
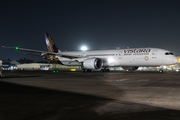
[1,70,180,120]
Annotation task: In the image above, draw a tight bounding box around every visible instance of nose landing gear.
[159,69,163,73]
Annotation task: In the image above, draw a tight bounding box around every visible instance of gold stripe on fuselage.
[47,35,54,52]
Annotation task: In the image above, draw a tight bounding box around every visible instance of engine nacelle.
[83,58,103,69]
[122,66,139,71]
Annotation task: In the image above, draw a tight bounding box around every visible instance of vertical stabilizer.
[10,60,20,65]
[44,32,60,53]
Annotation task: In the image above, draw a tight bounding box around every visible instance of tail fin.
[10,60,20,65]
[44,32,60,53]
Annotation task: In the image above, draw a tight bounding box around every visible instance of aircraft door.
[152,50,158,58]
[119,51,123,59]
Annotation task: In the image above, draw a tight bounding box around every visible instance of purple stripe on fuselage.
[52,44,59,53]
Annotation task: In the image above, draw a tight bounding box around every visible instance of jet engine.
[83,58,103,69]
[122,66,139,71]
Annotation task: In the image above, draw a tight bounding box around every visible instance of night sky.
[1,0,180,61]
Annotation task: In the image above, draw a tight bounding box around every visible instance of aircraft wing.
[2,46,85,59]
[2,46,46,53]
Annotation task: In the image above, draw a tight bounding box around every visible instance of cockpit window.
[165,52,169,55]
[169,52,174,55]
[165,52,174,55]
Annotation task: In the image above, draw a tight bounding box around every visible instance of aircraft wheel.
[101,68,110,72]
[159,70,163,73]
[82,69,92,72]
[87,69,92,72]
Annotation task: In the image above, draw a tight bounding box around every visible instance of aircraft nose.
[173,57,179,64]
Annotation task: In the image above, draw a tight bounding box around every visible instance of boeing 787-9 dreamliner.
[2,32,178,73]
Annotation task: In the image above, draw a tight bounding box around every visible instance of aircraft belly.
[61,61,81,66]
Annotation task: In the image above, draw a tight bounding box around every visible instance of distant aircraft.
[2,32,178,73]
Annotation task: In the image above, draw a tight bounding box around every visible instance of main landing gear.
[101,68,110,72]
[159,69,163,73]
[82,69,92,72]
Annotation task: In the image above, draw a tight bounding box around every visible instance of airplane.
[2,32,179,73]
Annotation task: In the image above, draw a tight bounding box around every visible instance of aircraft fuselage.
[56,48,178,67]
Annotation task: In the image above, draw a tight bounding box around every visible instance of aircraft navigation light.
[163,66,167,69]
[108,58,114,63]
[15,47,19,50]
[81,46,87,51]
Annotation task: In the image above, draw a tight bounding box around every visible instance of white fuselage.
[55,48,178,68]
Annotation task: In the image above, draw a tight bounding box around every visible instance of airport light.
[70,69,76,71]
[15,47,19,50]
[81,46,87,51]
[53,70,59,73]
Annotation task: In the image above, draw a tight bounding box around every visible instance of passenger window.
[165,52,169,55]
